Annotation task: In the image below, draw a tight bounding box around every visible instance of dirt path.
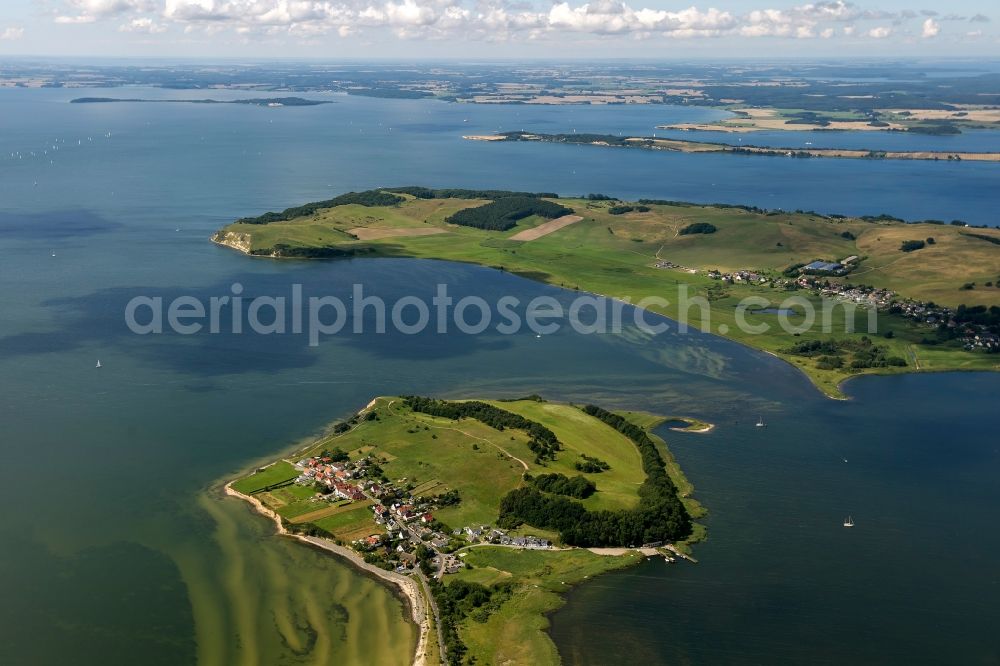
[509,214,583,241]
[383,399,530,471]
[587,546,660,556]
[348,227,447,241]
[435,424,530,471]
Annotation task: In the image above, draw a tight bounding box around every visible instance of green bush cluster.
[497,406,691,547]
[445,196,573,231]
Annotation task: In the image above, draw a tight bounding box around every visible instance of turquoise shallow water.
[0,88,997,664]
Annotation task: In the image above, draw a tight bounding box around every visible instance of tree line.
[429,576,513,666]
[236,189,405,225]
[403,396,561,461]
[608,204,651,215]
[497,405,692,547]
[783,337,906,369]
[385,186,560,200]
[527,472,596,499]
[445,196,573,231]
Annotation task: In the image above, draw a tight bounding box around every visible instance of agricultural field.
[229,460,298,494]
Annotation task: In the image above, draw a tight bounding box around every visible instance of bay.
[0,86,997,665]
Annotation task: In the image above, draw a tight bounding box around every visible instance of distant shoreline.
[70,96,330,107]
[466,132,1000,162]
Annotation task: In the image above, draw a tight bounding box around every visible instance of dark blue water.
[1,87,998,225]
[551,372,1000,665]
[0,86,997,664]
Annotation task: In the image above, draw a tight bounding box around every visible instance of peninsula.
[213,188,1000,398]
[464,131,1000,162]
[228,396,704,666]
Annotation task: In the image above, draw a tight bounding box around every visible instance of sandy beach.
[670,423,715,434]
[223,482,432,666]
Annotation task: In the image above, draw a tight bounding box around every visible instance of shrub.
[445,197,573,231]
[608,204,651,215]
[529,473,596,499]
[679,222,717,235]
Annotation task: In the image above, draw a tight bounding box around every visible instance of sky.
[0,0,997,58]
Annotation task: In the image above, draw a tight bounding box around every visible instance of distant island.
[655,106,1000,135]
[70,96,329,107]
[21,61,996,135]
[228,395,705,665]
[212,187,1000,398]
[464,131,1000,162]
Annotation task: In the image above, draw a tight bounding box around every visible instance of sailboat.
[756,416,766,428]
[95,360,102,369]
[843,516,854,528]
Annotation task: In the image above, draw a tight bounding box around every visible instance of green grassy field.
[312,504,382,541]
[233,396,702,663]
[448,546,643,665]
[214,193,999,397]
[235,396,678,539]
[483,399,645,512]
[230,461,298,494]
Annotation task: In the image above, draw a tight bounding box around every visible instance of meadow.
[448,546,644,665]
[234,396,681,540]
[214,193,1000,397]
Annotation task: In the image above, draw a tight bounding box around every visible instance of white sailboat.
[95,360,102,369]
[843,516,854,528]
[756,416,766,428]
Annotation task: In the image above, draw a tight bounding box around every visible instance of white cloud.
[546,3,736,36]
[55,15,98,24]
[63,0,151,19]
[120,17,167,33]
[46,0,976,43]
[1,27,25,40]
[921,17,939,37]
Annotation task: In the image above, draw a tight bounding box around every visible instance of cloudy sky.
[0,0,996,57]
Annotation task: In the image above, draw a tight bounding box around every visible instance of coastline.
[222,480,432,666]
[224,396,704,665]
[210,233,858,401]
[466,132,1000,162]
[668,422,715,434]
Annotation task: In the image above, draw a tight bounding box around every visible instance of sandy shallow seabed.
[223,483,432,666]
